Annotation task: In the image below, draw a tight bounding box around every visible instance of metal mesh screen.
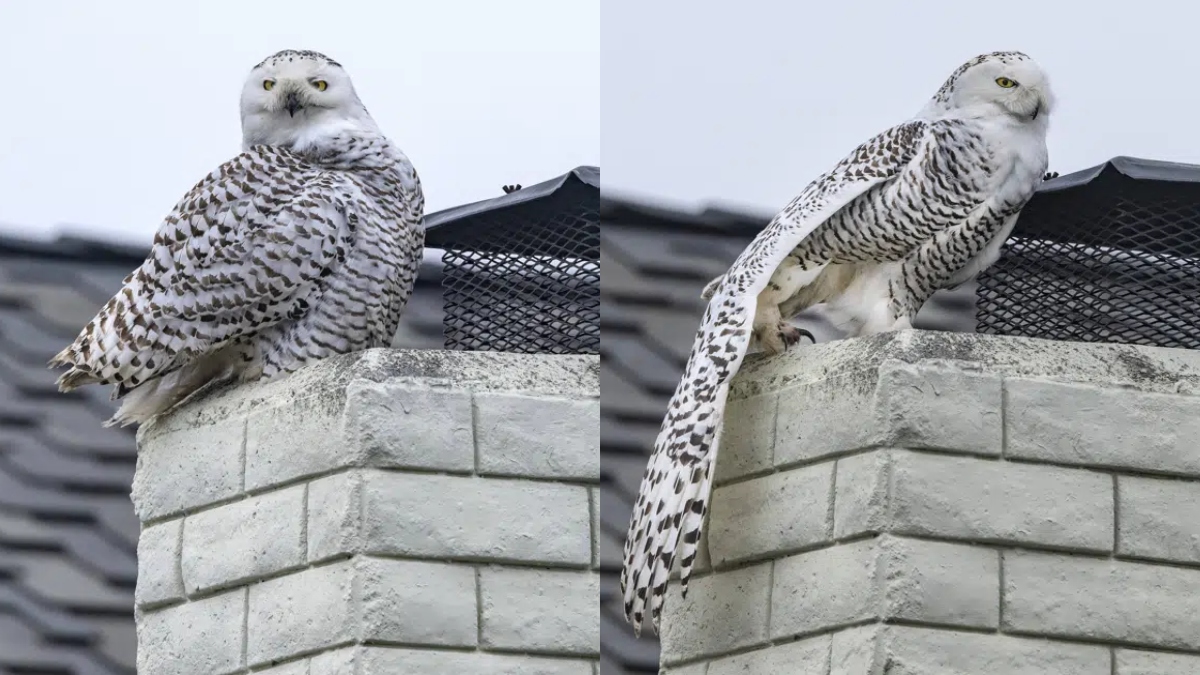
[976,174,1200,348]
[436,200,599,354]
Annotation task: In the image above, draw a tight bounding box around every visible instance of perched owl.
[50,49,425,427]
[622,51,1053,634]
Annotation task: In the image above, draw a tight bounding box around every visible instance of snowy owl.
[50,49,425,427]
[622,51,1053,634]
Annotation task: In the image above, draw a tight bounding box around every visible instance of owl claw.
[780,323,816,347]
[758,321,815,354]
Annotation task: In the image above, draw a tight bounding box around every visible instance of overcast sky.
[0,0,598,245]
[603,0,1200,215]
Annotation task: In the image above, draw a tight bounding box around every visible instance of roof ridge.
[0,233,147,265]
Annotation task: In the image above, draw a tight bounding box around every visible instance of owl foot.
[757,321,815,355]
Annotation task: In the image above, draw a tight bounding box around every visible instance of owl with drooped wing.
[50,49,425,427]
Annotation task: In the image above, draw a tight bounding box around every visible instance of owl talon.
[757,322,814,354]
[779,323,816,348]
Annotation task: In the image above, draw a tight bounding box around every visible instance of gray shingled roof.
[0,234,446,675]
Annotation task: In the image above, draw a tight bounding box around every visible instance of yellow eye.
[313,80,328,91]
[995,77,1019,89]
[262,79,275,91]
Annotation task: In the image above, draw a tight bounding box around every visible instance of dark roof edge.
[1040,155,1200,192]
[0,232,147,265]
[601,193,774,236]
[424,166,599,230]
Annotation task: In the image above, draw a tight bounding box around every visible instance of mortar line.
[175,516,186,602]
[588,486,598,570]
[997,548,1005,630]
[999,375,1008,460]
[300,482,310,561]
[666,618,877,669]
[1111,646,1117,675]
[475,564,484,648]
[693,529,1200,583]
[765,558,776,638]
[1000,626,1200,657]
[826,459,838,541]
[239,416,249,493]
[244,639,358,670]
[470,391,481,474]
[826,633,833,675]
[1112,474,1121,557]
[141,462,596,528]
[241,586,249,669]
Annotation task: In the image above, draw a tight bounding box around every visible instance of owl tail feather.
[620,381,728,636]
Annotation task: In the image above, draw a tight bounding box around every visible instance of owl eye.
[262,80,275,91]
[313,80,328,91]
[995,77,1019,89]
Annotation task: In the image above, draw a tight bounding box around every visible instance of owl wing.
[51,145,353,393]
[620,119,937,635]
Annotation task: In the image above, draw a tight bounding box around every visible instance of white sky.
[0,0,599,245]
[603,0,1200,215]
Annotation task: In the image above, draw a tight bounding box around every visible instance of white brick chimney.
[660,330,1200,675]
[131,349,599,674]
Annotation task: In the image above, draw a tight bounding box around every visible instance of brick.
[770,536,997,640]
[362,471,590,565]
[132,417,245,521]
[307,470,363,563]
[358,558,477,647]
[1118,475,1200,564]
[137,588,245,675]
[1116,649,1200,675]
[890,450,1113,552]
[181,485,305,594]
[830,624,882,675]
[833,450,891,538]
[771,539,876,639]
[707,633,829,675]
[714,392,777,484]
[476,392,598,480]
[708,463,832,565]
[879,536,998,630]
[1004,550,1200,651]
[660,562,771,664]
[774,376,879,466]
[308,648,355,675]
[136,517,184,608]
[245,394,350,492]
[247,561,355,666]
[831,624,1110,674]
[344,381,474,473]
[874,361,1003,456]
[357,646,594,675]
[1006,378,1200,475]
[480,567,598,655]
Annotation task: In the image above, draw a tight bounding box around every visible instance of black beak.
[285,92,302,117]
[1031,101,1040,120]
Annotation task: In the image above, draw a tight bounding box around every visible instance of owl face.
[944,53,1054,122]
[239,50,372,151]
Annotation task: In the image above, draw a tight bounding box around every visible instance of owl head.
[239,49,376,152]
[922,51,1054,124]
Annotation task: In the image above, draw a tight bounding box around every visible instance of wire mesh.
[976,176,1200,349]
[437,200,600,354]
